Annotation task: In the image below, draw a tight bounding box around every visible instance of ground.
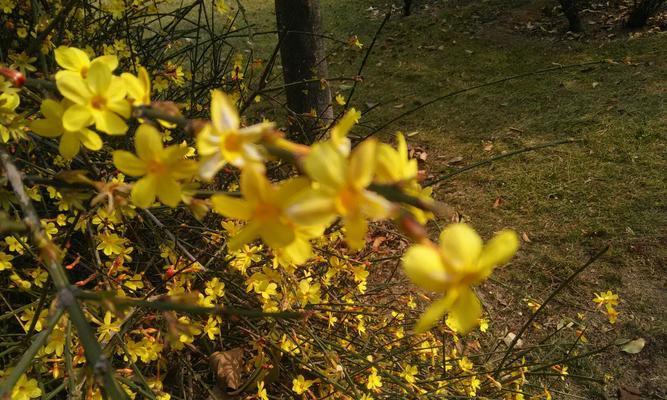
[238,0,666,398]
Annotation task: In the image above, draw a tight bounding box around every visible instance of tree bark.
[558,0,583,32]
[626,0,665,29]
[275,0,333,138]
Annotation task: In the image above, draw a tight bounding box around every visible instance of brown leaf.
[493,197,503,208]
[618,386,641,400]
[521,232,532,243]
[210,347,244,390]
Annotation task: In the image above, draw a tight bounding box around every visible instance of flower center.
[254,201,279,221]
[147,160,167,175]
[223,133,242,152]
[335,186,359,214]
[91,95,107,110]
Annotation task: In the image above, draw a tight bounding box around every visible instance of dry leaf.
[446,156,464,165]
[493,197,503,208]
[521,232,532,243]
[210,347,244,390]
[483,142,494,151]
[618,386,641,400]
[503,332,523,348]
[621,338,645,354]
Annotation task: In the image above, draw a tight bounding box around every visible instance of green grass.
[239,0,666,396]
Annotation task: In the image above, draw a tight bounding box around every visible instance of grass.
[237,0,666,397]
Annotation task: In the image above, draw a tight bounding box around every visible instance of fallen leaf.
[493,197,503,208]
[522,232,532,243]
[618,386,641,400]
[503,332,523,348]
[446,156,464,165]
[621,338,645,354]
[483,142,494,151]
[210,347,244,390]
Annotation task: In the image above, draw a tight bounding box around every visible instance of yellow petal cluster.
[402,223,519,333]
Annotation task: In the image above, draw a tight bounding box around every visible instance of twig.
[74,290,305,319]
[424,138,582,186]
[492,245,609,377]
[0,146,128,399]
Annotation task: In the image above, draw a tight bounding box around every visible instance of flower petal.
[113,150,147,176]
[135,124,163,160]
[198,153,226,181]
[303,142,346,189]
[91,55,118,72]
[56,74,92,105]
[211,89,239,131]
[79,129,103,151]
[41,98,64,120]
[343,215,367,251]
[54,46,90,72]
[401,244,449,292]
[59,132,81,159]
[86,62,111,94]
[240,166,270,202]
[228,222,260,251]
[156,177,181,207]
[30,119,63,138]
[447,287,482,334]
[286,190,337,227]
[131,176,157,208]
[62,104,93,132]
[477,229,519,276]
[439,223,482,273]
[259,220,296,249]
[211,194,253,220]
[93,109,128,135]
[414,295,454,333]
[348,139,377,189]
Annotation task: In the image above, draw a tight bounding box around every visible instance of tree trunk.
[404,0,413,16]
[275,0,333,138]
[626,0,665,29]
[558,0,583,32]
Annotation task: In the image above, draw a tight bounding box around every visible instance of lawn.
[239,0,666,397]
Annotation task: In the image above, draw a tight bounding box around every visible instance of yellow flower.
[54,46,118,79]
[30,99,103,159]
[256,381,268,400]
[593,290,619,307]
[211,166,316,253]
[11,374,42,400]
[400,364,418,383]
[335,93,346,105]
[0,251,13,270]
[366,368,382,391]
[113,124,197,208]
[43,326,66,356]
[122,67,151,106]
[375,133,418,184]
[203,316,221,340]
[401,223,519,333]
[9,51,37,74]
[97,311,121,343]
[292,375,315,394]
[289,139,393,250]
[196,90,273,179]
[205,277,226,298]
[56,61,130,135]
